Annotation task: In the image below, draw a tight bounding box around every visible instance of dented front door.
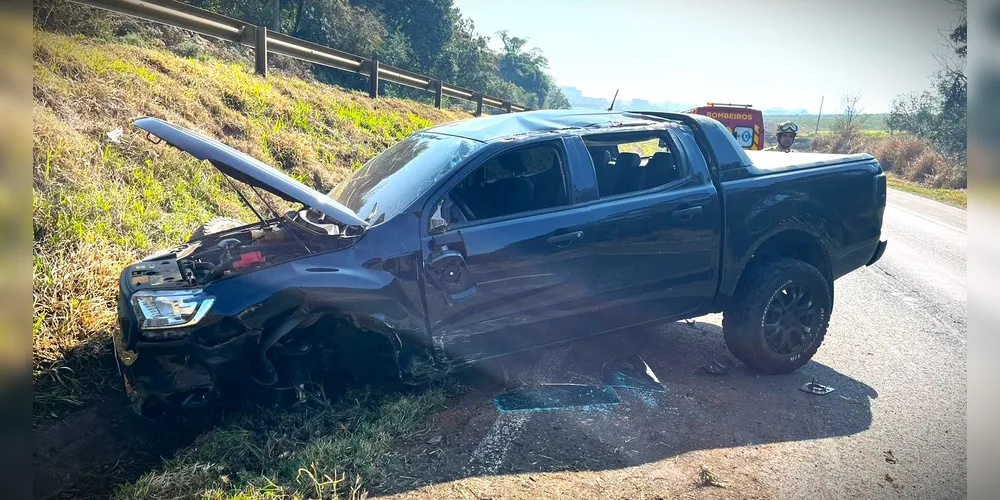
[421,206,597,363]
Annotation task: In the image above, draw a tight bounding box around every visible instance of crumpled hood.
[133,117,368,229]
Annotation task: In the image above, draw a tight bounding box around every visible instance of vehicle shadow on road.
[379,318,878,494]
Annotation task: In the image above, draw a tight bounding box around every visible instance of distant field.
[763,113,890,135]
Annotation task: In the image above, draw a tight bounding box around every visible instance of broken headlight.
[131,289,215,330]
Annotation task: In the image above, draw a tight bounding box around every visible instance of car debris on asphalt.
[799,379,835,395]
[701,354,736,375]
[601,354,666,392]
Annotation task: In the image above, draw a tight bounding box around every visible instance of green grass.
[887,176,967,208]
[115,386,449,499]
[32,29,469,420]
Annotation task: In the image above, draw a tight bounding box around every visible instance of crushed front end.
[113,117,446,415]
[113,217,351,415]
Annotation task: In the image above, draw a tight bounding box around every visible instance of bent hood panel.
[133,117,368,228]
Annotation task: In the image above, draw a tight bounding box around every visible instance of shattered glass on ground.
[493,384,621,413]
[492,354,666,413]
[601,354,666,392]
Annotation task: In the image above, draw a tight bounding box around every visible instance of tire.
[722,258,832,374]
[189,216,246,240]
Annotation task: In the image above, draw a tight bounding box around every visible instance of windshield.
[329,132,483,222]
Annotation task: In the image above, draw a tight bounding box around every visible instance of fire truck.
[685,102,765,151]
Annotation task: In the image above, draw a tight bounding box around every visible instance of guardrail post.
[475,93,483,117]
[254,26,267,76]
[368,59,379,99]
[505,102,512,114]
[433,80,443,108]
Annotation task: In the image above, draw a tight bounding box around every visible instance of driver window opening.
[584,132,683,198]
[439,143,569,227]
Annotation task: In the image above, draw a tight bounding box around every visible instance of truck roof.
[424,109,672,142]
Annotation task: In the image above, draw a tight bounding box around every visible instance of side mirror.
[428,200,449,235]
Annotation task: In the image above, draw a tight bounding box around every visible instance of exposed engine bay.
[125,208,353,290]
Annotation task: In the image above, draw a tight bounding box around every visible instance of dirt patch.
[382,450,771,500]
[33,393,215,500]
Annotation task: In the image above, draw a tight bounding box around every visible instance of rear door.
[584,127,723,328]
[420,139,599,363]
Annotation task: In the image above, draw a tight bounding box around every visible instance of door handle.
[547,231,583,245]
[672,206,704,221]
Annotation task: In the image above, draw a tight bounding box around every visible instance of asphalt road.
[759,188,967,498]
[380,188,967,499]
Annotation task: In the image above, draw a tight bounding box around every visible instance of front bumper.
[866,239,888,266]
[114,290,258,414]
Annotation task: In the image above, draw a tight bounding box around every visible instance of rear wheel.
[722,258,831,374]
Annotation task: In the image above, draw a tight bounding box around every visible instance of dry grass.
[810,132,966,192]
[31,29,470,417]
[697,465,728,489]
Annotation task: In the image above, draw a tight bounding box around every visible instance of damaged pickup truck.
[115,111,887,415]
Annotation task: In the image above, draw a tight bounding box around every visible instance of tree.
[291,0,305,35]
[888,91,938,137]
[832,90,868,151]
[937,0,967,161]
[352,0,456,72]
[494,30,569,109]
[889,1,966,160]
[944,0,966,59]
[542,75,571,109]
[884,0,966,186]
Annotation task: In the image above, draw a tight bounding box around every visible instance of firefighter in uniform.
[764,121,798,152]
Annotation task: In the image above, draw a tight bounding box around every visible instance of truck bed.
[744,151,875,174]
[715,148,885,304]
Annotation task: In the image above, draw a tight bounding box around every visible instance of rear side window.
[583,131,685,198]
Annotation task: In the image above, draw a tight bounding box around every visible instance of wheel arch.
[720,229,833,310]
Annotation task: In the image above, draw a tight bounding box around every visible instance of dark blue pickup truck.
[116,110,887,414]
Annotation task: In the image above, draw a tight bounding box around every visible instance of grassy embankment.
[33,29,466,498]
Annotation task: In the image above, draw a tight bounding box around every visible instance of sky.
[452,0,964,113]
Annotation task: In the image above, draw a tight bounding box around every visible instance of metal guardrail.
[71,0,533,115]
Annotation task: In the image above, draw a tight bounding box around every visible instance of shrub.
[809,132,966,189]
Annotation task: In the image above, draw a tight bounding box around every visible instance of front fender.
[204,214,428,337]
